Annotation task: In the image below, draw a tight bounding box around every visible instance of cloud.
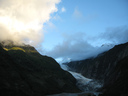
[44,33,114,62]
[61,7,66,12]
[72,7,98,24]
[0,0,60,45]
[44,26,128,62]
[42,25,128,63]
[73,8,83,19]
[101,26,128,44]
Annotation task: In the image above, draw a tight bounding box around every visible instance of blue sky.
[41,0,128,62]
[43,0,128,48]
[0,0,127,62]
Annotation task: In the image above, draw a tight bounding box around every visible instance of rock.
[65,42,128,95]
[66,42,128,80]
[100,56,128,96]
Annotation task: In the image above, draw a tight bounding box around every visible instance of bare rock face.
[100,56,128,96]
[0,42,80,96]
[65,42,128,96]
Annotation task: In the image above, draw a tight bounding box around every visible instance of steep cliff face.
[67,42,128,81]
[65,42,128,95]
[0,42,80,96]
[100,56,128,96]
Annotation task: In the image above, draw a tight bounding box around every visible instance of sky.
[42,0,128,62]
[0,0,128,62]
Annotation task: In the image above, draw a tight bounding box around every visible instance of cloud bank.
[44,26,128,62]
[45,33,114,62]
[101,26,128,44]
[0,0,60,45]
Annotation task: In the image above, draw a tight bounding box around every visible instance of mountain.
[65,42,128,96]
[0,41,80,96]
[101,56,128,96]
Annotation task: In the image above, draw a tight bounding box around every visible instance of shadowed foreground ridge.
[0,41,80,96]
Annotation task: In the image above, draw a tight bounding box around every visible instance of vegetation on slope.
[0,41,80,96]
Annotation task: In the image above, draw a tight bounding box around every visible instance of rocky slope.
[65,42,128,96]
[0,41,80,96]
[100,56,128,96]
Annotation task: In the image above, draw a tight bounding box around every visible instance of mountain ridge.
[0,41,80,96]
[65,42,128,96]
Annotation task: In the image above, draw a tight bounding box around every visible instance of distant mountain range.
[0,40,80,96]
[65,42,128,96]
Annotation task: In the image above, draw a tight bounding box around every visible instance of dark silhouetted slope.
[100,56,128,96]
[0,42,80,96]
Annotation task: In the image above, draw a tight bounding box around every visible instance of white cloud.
[73,8,83,19]
[61,7,66,12]
[72,7,98,24]
[42,26,128,63]
[101,26,128,44]
[44,33,114,62]
[0,0,60,45]
[44,26,128,62]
